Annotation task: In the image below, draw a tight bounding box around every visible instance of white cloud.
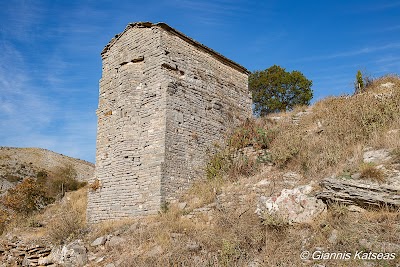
[294,43,400,62]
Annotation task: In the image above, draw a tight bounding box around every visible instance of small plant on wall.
[89,178,101,191]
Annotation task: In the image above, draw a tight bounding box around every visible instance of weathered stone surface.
[347,205,366,213]
[177,202,187,210]
[88,22,252,222]
[41,240,87,267]
[186,240,201,252]
[256,184,326,224]
[328,229,339,244]
[317,177,400,209]
[107,236,126,247]
[363,149,391,164]
[91,236,107,247]
[359,238,400,252]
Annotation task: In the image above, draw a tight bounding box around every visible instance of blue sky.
[1,0,399,162]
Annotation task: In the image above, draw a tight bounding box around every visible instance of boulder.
[42,240,88,267]
[363,149,391,164]
[317,177,400,209]
[91,236,107,247]
[256,184,326,224]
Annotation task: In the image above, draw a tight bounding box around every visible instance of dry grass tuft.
[359,163,385,183]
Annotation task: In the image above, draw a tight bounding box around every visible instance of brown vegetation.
[1,75,399,266]
[0,165,86,235]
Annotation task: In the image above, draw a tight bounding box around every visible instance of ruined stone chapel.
[87,22,252,222]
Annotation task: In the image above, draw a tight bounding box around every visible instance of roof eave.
[101,22,249,75]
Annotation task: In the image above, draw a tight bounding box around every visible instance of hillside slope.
[0,147,94,193]
[0,75,399,267]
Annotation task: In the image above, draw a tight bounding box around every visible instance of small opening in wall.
[124,156,129,159]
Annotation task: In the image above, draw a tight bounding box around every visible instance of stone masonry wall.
[160,29,252,200]
[87,25,167,222]
[87,22,251,223]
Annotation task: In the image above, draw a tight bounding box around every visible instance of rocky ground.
[0,147,398,266]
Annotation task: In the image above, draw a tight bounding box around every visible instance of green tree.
[249,65,313,116]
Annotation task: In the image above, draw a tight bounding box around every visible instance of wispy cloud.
[369,2,400,11]
[0,39,96,162]
[294,43,400,63]
[173,0,251,16]
[169,0,253,25]
[346,1,400,14]
[0,0,45,41]
[0,42,53,132]
[381,25,400,32]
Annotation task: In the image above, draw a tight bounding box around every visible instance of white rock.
[256,184,326,224]
[91,236,107,247]
[363,149,391,163]
[177,202,187,210]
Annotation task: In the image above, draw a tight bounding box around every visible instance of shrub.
[206,150,231,181]
[228,154,259,178]
[206,118,275,181]
[206,150,260,182]
[49,165,87,197]
[390,148,400,164]
[1,177,52,215]
[219,240,241,267]
[46,188,87,244]
[261,212,289,231]
[47,207,85,244]
[355,70,364,94]
[227,119,276,150]
[36,170,48,181]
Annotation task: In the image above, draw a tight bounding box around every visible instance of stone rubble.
[0,240,52,267]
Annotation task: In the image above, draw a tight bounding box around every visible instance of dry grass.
[182,178,223,209]
[359,163,386,183]
[103,202,399,267]
[268,75,400,180]
[2,75,400,266]
[262,208,400,267]
[44,187,88,244]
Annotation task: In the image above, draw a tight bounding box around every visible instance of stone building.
[87,22,252,222]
